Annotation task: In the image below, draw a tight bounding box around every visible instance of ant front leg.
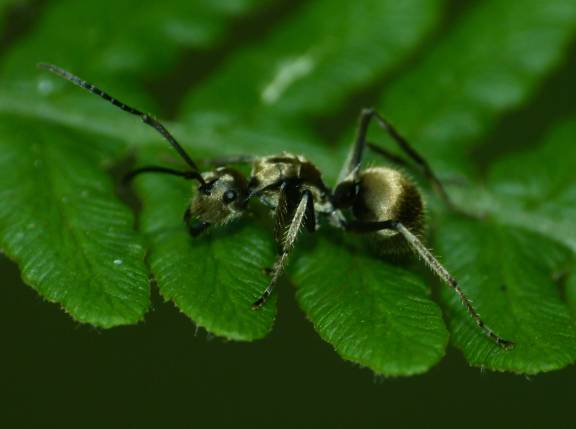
[272,182,316,246]
[345,218,514,349]
[252,189,314,309]
[274,182,298,248]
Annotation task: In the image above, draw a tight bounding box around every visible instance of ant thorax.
[249,153,332,215]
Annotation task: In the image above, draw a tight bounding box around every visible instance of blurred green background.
[1,0,575,427]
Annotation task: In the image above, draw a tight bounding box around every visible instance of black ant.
[38,63,514,349]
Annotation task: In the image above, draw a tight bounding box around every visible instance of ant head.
[189,167,249,229]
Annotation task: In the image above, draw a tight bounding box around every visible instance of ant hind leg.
[345,218,514,349]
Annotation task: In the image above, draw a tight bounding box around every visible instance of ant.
[38,63,514,349]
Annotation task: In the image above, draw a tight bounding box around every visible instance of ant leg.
[361,109,460,212]
[345,219,514,349]
[274,182,296,247]
[303,189,316,233]
[272,180,315,240]
[124,166,200,182]
[365,142,412,169]
[365,141,472,193]
[337,109,374,184]
[246,178,290,201]
[252,190,313,309]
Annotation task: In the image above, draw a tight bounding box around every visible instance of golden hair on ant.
[38,63,514,349]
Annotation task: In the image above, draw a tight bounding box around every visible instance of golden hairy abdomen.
[355,167,425,250]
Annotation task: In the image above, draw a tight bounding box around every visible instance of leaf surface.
[0,0,575,376]
[373,0,576,175]
[292,233,449,376]
[567,272,576,318]
[430,116,576,372]
[0,0,266,327]
[0,118,149,327]
[436,217,576,374]
[181,0,445,120]
[486,119,576,252]
[2,0,268,80]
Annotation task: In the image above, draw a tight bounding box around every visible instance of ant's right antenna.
[38,63,205,185]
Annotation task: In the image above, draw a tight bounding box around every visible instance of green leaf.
[1,0,576,377]
[0,118,149,327]
[136,163,276,341]
[2,0,268,80]
[374,0,576,175]
[434,118,576,372]
[486,119,576,252]
[181,0,444,120]
[0,0,270,122]
[0,82,335,170]
[0,0,13,33]
[292,232,449,376]
[0,0,266,328]
[436,217,576,374]
[567,272,576,317]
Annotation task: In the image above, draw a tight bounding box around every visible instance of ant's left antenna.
[37,63,205,185]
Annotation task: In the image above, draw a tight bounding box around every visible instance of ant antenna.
[37,63,205,185]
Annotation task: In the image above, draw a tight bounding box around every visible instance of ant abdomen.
[354,167,425,253]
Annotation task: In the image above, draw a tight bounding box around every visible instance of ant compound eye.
[223,190,237,203]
